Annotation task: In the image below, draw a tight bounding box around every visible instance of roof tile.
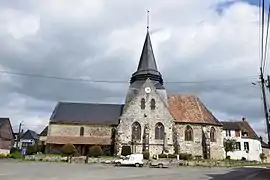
[168,95,221,125]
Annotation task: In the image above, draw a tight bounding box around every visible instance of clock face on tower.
[145,87,151,93]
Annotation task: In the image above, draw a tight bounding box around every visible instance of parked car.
[149,159,172,168]
[115,154,144,167]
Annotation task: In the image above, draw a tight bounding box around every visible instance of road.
[0,160,269,180]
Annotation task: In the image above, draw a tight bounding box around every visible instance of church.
[45,29,224,159]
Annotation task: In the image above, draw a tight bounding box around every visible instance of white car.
[115,154,144,167]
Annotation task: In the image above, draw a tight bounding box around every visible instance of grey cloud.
[0,0,267,138]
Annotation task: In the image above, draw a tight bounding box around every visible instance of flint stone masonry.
[48,124,113,137]
[117,80,174,155]
[174,124,224,159]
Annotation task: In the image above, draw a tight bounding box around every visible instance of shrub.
[143,152,150,160]
[88,145,103,157]
[37,145,46,153]
[9,152,22,159]
[0,154,7,159]
[179,153,193,160]
[26,145,37,155]
[260,153,267,162]
[121,146,131,156]
[226,156,231,160]
[10,147,20,154]
[61,143,77,156]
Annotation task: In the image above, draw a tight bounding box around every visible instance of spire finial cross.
[147,10,150,31]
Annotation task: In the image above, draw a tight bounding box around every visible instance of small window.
[236,142,241,151]
[150,99,156,110]
[141,98,145,109]
[185,125,193,141]
[242,131,248,137]
[155,122,164,140]
[244,142,249,151]
[210,127,216,142]
[132,122,141,140]
[80,127,84,136]
[225,130,231,137]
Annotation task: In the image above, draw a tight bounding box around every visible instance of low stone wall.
[25,155,68,162]
[24,155,264,167]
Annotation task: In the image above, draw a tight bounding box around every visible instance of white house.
[221,118,262,161]
[19,130,39,149]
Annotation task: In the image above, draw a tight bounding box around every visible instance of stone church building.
[46,30,224,159]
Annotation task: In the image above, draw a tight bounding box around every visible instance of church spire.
[130,13,163,85]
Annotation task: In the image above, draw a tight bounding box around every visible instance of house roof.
[0,118,14,140]
[46,136,112,145]
[50,102,124,125]
[261,141,270,148]
[40,126,48,136]
[221,121,241,130]
[0,118,10,128]
[21,130,39,140]
[167,95,221,125]
[221,120,259,140]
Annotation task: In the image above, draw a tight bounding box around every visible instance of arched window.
[132,122,141,140]
[210,127,216,142]
[150,99,156,110]
[155,122,164,140]
[185,125,193,141]
[80,127,84,136]
[141,98,145,110]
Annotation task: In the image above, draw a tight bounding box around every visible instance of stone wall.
[174,124,224,159]
[117,80,175,156]
[48,124,113,137]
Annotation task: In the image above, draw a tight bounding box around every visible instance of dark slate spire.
[130,30,163,85]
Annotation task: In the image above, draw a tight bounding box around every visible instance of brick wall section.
[174,124,224,159]
[48,124,113,137]
[117,80,175,156]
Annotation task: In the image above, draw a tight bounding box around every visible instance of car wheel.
[135,163,140,167]
[116,162,121,166]
[158,163,163,168]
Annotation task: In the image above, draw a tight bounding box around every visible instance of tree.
[61,143,77,163]
[88,145,103,157]
[260,153,267,163]
[26,145,37,155]
[223,139,236,158]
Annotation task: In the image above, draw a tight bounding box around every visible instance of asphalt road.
[0,160,269,180]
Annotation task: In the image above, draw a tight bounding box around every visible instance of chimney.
[242,117,245,121]
[259,136,263,143]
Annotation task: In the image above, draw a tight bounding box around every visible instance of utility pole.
[16,122,22,149]
[260,68,270,146]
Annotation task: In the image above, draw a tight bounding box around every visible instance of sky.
[0,0,269,141]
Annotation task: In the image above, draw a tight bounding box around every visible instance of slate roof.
[130,31,164,86]
[167,95,222,125]
[21,130,39,140]
[221,120,260,140]
[0,118,13,140]
[221,121,241,130]
[50,102,124,125]
[0,118,10,128]
[40,126,48,136]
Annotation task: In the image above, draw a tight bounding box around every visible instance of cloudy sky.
[0,0,269,140]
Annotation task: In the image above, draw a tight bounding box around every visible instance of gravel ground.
[0,160,269,180]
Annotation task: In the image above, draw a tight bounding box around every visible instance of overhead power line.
[0,70,257,84]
